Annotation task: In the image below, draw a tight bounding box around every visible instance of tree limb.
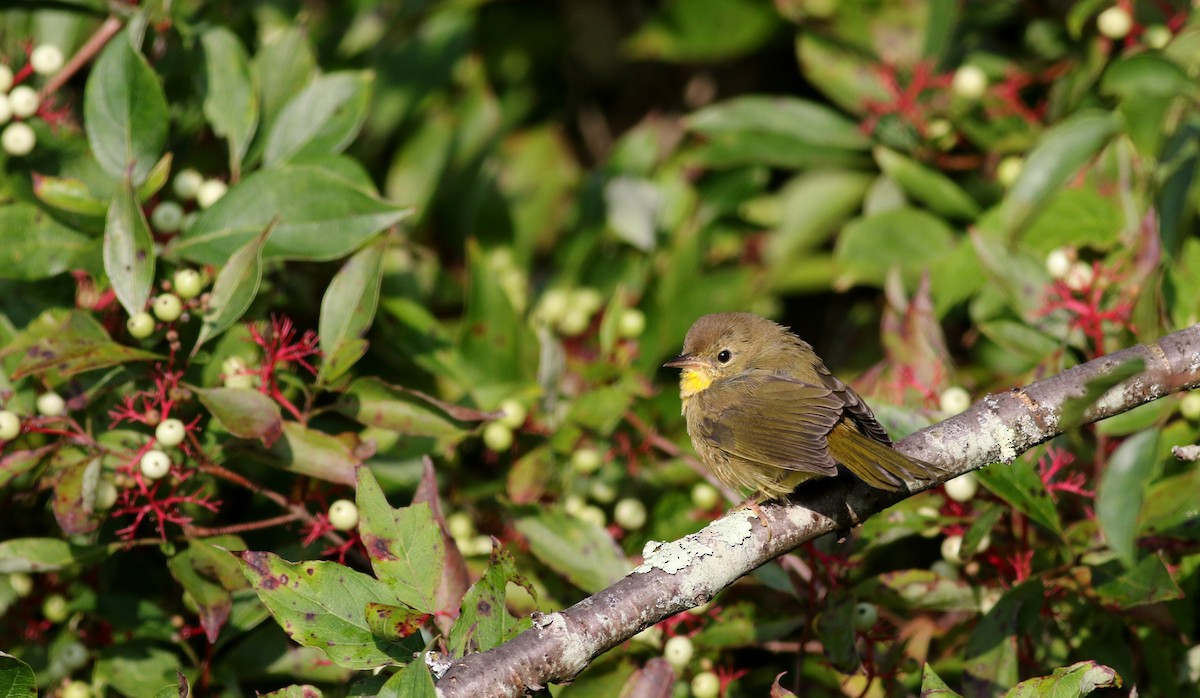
[432,324,1200,697]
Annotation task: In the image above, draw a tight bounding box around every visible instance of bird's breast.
[678,369,713,399]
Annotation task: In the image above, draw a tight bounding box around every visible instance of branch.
[432,324,1200,697]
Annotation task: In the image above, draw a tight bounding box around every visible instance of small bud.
[952,65,988,100]
[30,45,65,75]
[1097,6,1133,39]
[328,499,359,531]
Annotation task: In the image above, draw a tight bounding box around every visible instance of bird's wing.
[693,374,841,476]
[819,371,893,445]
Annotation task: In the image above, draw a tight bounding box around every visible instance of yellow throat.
[679,368,714,400]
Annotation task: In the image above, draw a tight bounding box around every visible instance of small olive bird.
[665,312,943,501]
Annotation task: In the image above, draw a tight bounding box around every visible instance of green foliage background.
[0,0,1199,696]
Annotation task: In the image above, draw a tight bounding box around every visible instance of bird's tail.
[827,421,945,491]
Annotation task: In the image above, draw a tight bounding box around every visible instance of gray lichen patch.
[634,510,755,575]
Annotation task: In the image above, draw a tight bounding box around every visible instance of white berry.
[1097,6,1133,39]
[1181,393,1200,421]
[663,635,694,669]
[952,65,988,100]
[153,293,183,322]
[62,681,92,698]
[1045,248,1072,279]
[618,308,646,339]
[196,179,228,209]
[939,386,971,415]
[42,594,69,623]
[577,504,606,528]
[588,480,617,503]
[691,671,720,698]
[944,472,979,502]
[140,449,172,480]
[537,289,570,324]
[1,121,36,156]
[151,201,185,232]
[1143,25,1172,49]
[691,482,720,510]
[328,499,359,531]
[996,155,1023,187]
[173,169,204,200]
[1065,262,1095,291]
[0,64,12,92]
[941,534,964,564]
[497,398,527,428]
[7,85,39,118]
[30,45,65,75]
[852,602,879,630]
[9,572,32,597]
[571,447,603,474]
[446,511,475,541]
[127,311,156,339]
[0,410,20,440]
[614,498,647,530]
[94,479,119,509]
[483,422,514,452]
[155,418,187,447]
[36,392,66,417]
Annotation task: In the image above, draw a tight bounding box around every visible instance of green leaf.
[258,686,324,698]
[976,460,1063,538]
[0,650,36,697]
[814,598,858,672]
[10,331,162,382]
[378,660,437,698]
[172,166,410,264]
[964,580,1044,696]
[193,386,283,447]
[624,0,780,62]
[1002,660,1121,696]
[686,96,872,169]
[1093,553,1183,609]
[997,110,1121,238]
[1018,188,1122,255]
[94,641,183,698]
[335,378,492,438]
[318,236,387,383]
[364,602,430,642]
[1059,358,1145,429]
[764,170,874,277]
[872,570,979,612]
[457,239,537,399]
[104,174,156,317]
[962,504,1005,559]
[796,34,892,116]
[249,422,360,486]
[168,547,232,643]
[873,147,980,220]
[251,27,317,150]
[514,509,628,594]
[192,224,271,354]
[921,663,963,697]
[1101,53,1195,100]
[265,72,372,166]
[32,174,109,218]
[1096,430,1158,567]
[239,550,415,670]
[1138,467,1200,538]
[52,456,103,536]
[0,538,110,573]
[202,27,259,177]
[834,208,957,287]
[0,202,91,280]
[355,468,444,613]
[83,29,169,184]
[448,546,530,656]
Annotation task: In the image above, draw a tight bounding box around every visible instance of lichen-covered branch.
[432,324,1200,698]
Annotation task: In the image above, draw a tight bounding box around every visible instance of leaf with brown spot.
[364,602,430,642]
[355,468,444,613]
[447,545,533,656]
[52,456,103,536]
[413,457,469,619]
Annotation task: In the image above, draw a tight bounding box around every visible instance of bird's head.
[664,312,796,397]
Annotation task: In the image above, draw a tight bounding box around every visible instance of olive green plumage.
[665,312,941,499]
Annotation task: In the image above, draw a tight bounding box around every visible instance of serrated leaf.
[318,236,387,383]
[202,27,259,177]
[193,386,283,447]
[105,174,157,317]
[265,71,372,166]
[172,166,410,264]
[0,651,37,698]
[355,468,444,613]
[239,550,416,670]
[83,29,169,184]
[448,546,531,655]
[0,202,91,280]
[193,224,271,354]
[1096,430,1158,567]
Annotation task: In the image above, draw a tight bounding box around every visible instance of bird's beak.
[664,353,704,370]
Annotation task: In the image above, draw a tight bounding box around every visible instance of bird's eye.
[717,349,732,364]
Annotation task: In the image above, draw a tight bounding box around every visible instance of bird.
[664,312,943,503]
